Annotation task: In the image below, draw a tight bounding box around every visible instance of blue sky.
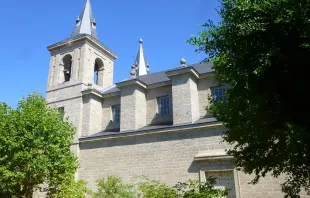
[0,0,220,107]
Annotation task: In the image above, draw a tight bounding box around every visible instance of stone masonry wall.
[189,77,200,122]
[46,83,86,142]
[171,74,199,124]
[134,87,147,129]
[120,86,146,131]
[81,94,103,137]
[78,126,228,191]
[198,78,216,117]
[77,125,310,197]
[120,86,136,131]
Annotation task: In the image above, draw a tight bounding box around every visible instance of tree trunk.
[24,186,33,198]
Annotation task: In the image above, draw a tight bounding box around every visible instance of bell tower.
[46,0,117,90]
[46,0,117,144]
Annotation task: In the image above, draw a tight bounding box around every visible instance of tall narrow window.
[157,96,170,115]
[211,86,227,101]
[94,58,104,86]
[112,105,120,123]
[63,55,72,82]
[58,107,65,121]
[94,62,99,85]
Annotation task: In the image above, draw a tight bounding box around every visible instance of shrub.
[137,177,178,198]
[92,176,136,198]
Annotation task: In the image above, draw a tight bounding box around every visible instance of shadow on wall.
[148,114,173,126]
[187,160,200,173]
[103,121,120,132]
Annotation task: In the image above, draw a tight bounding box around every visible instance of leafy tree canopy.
[0,93,78,198]
[189,0,310,196]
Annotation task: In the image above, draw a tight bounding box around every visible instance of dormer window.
[112,105,120,123]
[157,96,170,115]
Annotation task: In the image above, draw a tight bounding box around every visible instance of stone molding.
[47,35,117,61]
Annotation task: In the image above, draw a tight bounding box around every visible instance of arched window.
[94,58,104,86]
[63,55,72,82]
[94,62,99,85]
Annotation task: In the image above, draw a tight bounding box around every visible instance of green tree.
[93,176,136,198]
[0,93,78,197]
[189,0,310,196]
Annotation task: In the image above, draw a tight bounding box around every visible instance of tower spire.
[71,0,98,39]
[135,37,149,76]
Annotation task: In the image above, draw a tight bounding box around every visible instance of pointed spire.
[71,0,98,39]
[135,37,150,76]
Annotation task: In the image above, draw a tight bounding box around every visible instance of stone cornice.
[116,78,147,89]
[102,91,120,99]
[194,149,233,161]
[81,87,103,98]
[46,81,86,93]
[47,35,117,60]
[147,80,171,89]
[165,66,200,79]
[199,72,215,79]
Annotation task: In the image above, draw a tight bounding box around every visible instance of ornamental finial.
[130,64,137,77]
[180,57,187,67]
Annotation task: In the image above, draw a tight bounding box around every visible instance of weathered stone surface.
[171,74,200,124]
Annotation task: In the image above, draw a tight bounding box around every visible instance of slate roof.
[100,61,214,95]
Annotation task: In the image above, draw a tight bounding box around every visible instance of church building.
[45,1,298,197]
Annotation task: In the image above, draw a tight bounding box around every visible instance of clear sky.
[0,0,220,107]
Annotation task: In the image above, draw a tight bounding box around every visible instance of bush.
[51,179,92,198]
[92,176,228,198]
[137,176,178,198]
[92,176,136,198]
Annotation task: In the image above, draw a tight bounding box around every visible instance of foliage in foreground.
[93,176,136,198]
[137,176,178,198]
[188,0,310,196]
[0,93,78,198]
[174,178,228,198]
[93,176,228,198]
[51,179,91,198]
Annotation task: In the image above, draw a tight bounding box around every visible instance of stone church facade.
[45,1,306,197]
